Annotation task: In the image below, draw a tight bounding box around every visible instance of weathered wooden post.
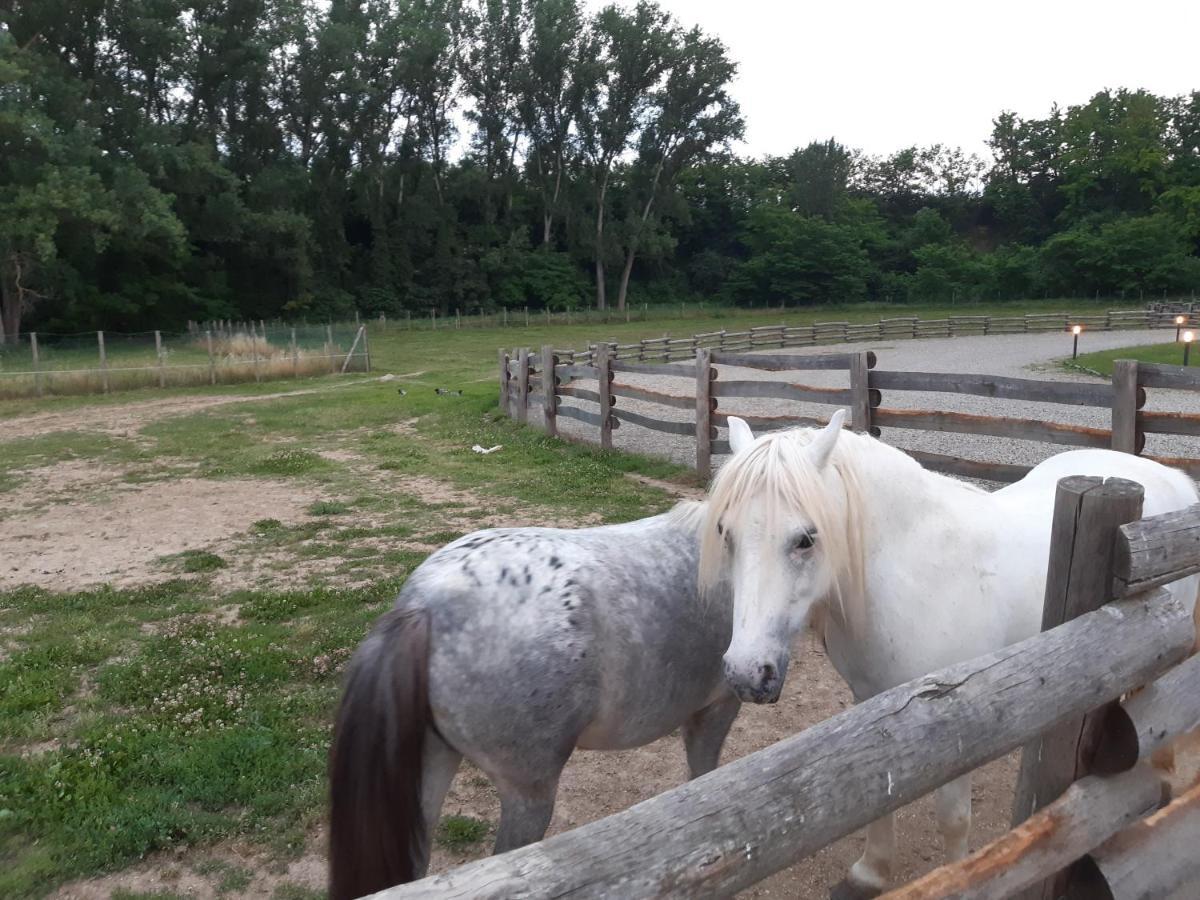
[291,327,299,378]
[361,326,371,373]
[251,322,262,382]
[695,348,715,479]
[515,347,530,425]
[498,348,511,416]
[541,346,557,437]
[206,330,216,384]
[1012,475,1145,900]
[326,324,335,373]
[154,330,166,388]
[1111,359,1141,454]
[97,331,109,393]
[30,332,42,397]
[849,350,872,433]
[596,342,613,450]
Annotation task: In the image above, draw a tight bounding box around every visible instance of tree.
[576,1,675,309]
[611,24,741,309]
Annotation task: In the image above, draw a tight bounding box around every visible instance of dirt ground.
[7,388,1187,899]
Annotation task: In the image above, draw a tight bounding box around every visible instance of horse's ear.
[808,409,846,469]
[728,417,756,455]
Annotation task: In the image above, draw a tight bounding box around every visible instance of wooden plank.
[1092,654,1200,776]
[713,380,855,405]
[608,360,696,377]
[1138,410,1200,436]
[711,350,877,371]
[1076,780,1200,900]
[904,450,1031,484]
[516,348,530,425]
[367,592,1193,900]
[555,364,596,380]
[541,346,557,438]
[609,382,695,409]
[695,349,713,479]
[713,411,830,432]
[1013,476,1145,900]
[1111,359,1140,453]
[869,370,1116,407]
[596,344,613,449]
[881,765,1164,900]
[555,404,606,428]
[872,408,1112,448]
[849,351,871,433]
[558,386,603,404]
[1112,503,1200,596]
[1137,361,1200,390]
[498,349,510,415]
[612,408,695,436]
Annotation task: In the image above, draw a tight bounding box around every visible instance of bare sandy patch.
[0,478,320,591]
[387,475,603,531]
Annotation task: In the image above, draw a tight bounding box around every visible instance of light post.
[1071,324,1082,359]
[1185,330,1195,367]
[1176,315,1187,341]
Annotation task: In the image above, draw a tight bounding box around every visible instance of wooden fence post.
[597,343,613,450]
[516,347,530,425]
[251,322,262,382]
[30,332,42,397]
[362,326,371,372]
[696,348,714,479]
[498,348,511,416]
[97,331,109,394]
[154,330,166,388]
[849,350,872,433]
[1111,359,1140,454]
[341,326,366,374]
[1012,475,1145,900]
[206,330,216,384]
[291,327,299,378]
[542,346,557,437]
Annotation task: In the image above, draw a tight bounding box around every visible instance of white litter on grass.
[472,444,503,455]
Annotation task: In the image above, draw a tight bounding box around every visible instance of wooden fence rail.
[502,338,1200,484]
[373,587,1194,899]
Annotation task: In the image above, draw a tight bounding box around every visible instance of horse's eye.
[794,530,816,551]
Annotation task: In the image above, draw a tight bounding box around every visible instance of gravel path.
[554,329,1200,477]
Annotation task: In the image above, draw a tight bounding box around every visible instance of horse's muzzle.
[723,653,787,704]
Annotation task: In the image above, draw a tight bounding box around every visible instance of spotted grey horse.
[328,502,737,900]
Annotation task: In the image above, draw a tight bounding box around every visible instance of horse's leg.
[832,814,895,900]
[416,730,462,877]
[682,694,740,778]
[935,773,971,860]
[491,766,564,854]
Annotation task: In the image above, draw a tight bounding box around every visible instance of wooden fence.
[372,477,1200,899]
[500,343,1200,483]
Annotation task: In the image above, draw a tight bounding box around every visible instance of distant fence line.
[0,323,369,399]
[500,314,1200,482]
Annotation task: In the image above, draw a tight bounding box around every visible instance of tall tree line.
[1,2,1198,340]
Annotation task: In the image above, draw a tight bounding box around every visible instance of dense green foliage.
[1,1,1198,340]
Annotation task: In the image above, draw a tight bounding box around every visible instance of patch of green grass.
[436,814,489,849]
[272,885,325,900]
[1072,340,1189,377]
[177,550,228,573]
[253,518,284,532]
[307,500,350,516]
[250,449,329,477]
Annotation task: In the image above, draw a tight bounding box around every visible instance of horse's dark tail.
[329,608,430,900]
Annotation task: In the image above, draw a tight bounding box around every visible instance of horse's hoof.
[830,878,883,900]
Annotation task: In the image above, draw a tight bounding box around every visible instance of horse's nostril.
[760,662,776,684]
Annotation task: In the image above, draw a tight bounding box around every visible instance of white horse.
[700,410,1200,899]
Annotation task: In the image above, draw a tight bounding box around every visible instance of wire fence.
[0,323,369,400]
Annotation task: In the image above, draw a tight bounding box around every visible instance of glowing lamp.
[1071,325,1082,335]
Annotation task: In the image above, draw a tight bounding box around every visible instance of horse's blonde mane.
[698,426,873,625]
[665,499,707,531]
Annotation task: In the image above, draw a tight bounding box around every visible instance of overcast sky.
[608,0,1200,162]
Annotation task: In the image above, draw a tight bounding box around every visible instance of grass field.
[0,299,1119,897]
[1073,338,1195,376]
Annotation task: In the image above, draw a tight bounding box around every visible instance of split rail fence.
[375,477,1200,898]
[500,343,1200,482]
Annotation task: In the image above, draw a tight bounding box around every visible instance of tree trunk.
[615,163,664,311]
[616,249,636,311]
[1,255,22,345]
[594,172,610,309]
